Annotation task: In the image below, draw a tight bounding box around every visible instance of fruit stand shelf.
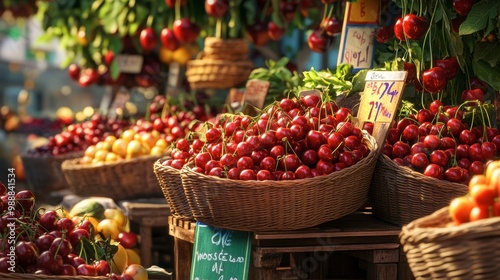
[168,211,414,280]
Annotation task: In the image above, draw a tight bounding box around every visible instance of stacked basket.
[186,37,254,89]
[400,206,500,279]
[21,151,83,196]
[369,154,469,226]
[61,155,163,201]
[175,132,379,231]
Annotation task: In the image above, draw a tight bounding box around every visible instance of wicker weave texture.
[400,207,500,280]
[61,155,163,200]
[369,154,468,226]
[181,134,378,231]
[154,157,193,220]
[0,273,108,279]
[21,152,83,194]
[203,37,249,61]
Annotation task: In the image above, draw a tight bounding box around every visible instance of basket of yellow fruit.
[400,160,500,280]
[61,129,168,200]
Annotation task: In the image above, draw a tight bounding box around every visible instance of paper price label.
[115,54,143,74]
[357,71,407,124]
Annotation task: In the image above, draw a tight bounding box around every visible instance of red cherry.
[139,28,157,52]
[205,0,229,18]
[402,14,429,40]
[267,21,286,41]
[453,0,475,16]
[68,64,80,81]
[246,22,269,46]
[434,57,459,80]
[173,18,200,43]
[322,17,342,36]
[375,25,394,43]
[307,30,331,53]
[393,18,405,41]
[160,28,180,51]
[422,67,447,93]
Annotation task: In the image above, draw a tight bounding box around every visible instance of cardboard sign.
[115,54,143,74]
[338,0,380,71]
[243,79,269,110]
[222,88,245,113]
[356,71,407,147]
[190,222,252,280]
[298,89,322,97]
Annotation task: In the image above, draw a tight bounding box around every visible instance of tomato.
[470,183,495,207]
[469,206,490,222]
[449,196,474,225]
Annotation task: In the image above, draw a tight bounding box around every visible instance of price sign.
[357,71,407,123]
[115,54,143,74]
[356,71,407,147]
[190,222,252,280]
[338,0,380,71]
[242,79,270,116]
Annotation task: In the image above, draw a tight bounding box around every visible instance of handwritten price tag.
[115,54,143,74]
[357,71,407,124]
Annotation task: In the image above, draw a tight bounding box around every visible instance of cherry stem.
[216,18,223,39]
[175,0,182,22]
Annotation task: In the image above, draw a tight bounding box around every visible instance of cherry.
[139,27,157,52]
[78,68,99,87]
[239,169,257,180]
[445,167,465,182]
[68,64,80,81]
[375,25,394,43]
[173,18,200,43]
[246,22,269,46]
[453,0,475,16]
[268,21,286,41]
[257,170,273,181]
[160,28,180,51]
[15,190,35,214]
[434,57,459,80]
[423,163,444,179]
[15,241,38,267]
[393,18,405,41]
[165,0,187,7]
[322,17,342,36]
[461,88,485,105]
[402,14,429,40]
[280,1,297,22]
[205,0,229,18]
[422,66,447,93]
[77,264,97,276]
[38,251,63,275]
[294,165,312,179]
[40,210,59,231]
[308,30,330,53]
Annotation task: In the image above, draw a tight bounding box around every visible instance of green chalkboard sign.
[190,222,252,280]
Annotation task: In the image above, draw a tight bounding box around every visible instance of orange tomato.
[469,183,496,207]
[449,196,474,225]
[489,168,500,195]
[469,206,491,222]
[468,175,488,190]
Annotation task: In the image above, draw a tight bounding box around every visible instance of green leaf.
[135,5,149,26]
[473,59,500,91]
[110,59,120,80]
[474,41,500,67]
[60,55,73,68]
[459,0,499,35]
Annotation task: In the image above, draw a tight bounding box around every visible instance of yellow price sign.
[357,71,407,124]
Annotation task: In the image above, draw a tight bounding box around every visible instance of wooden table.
[122,200,171,267]
[168,210,414,280]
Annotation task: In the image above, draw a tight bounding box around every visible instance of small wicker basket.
[186,36,254,90]
[400,206,500,280]
[21,151,84,195]
[61,155,163,201]
[181,133,378,232]
[154,157,193,220]
[369,154,468,226]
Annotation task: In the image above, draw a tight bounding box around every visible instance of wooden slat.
[347,249,399,264]
[255,243,400,255]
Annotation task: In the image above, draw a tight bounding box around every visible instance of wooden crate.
[168,210,415,280]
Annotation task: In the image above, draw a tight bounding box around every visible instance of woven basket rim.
[402,206,500,240]
[61,154,164,171]
[187,59,254,67]
[182,133,378,189]
[21,151,84,160]
[379,153,466,188]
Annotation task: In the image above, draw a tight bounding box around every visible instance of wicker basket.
[369,154,468,226]
[203,37,249,61]
[0,273,108,279]
[186,59,254,89]
[400,206,500,279]
[61,155,163,201]
[180,133,378,231]
[154,157,193,220]
[21,152,84,195]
